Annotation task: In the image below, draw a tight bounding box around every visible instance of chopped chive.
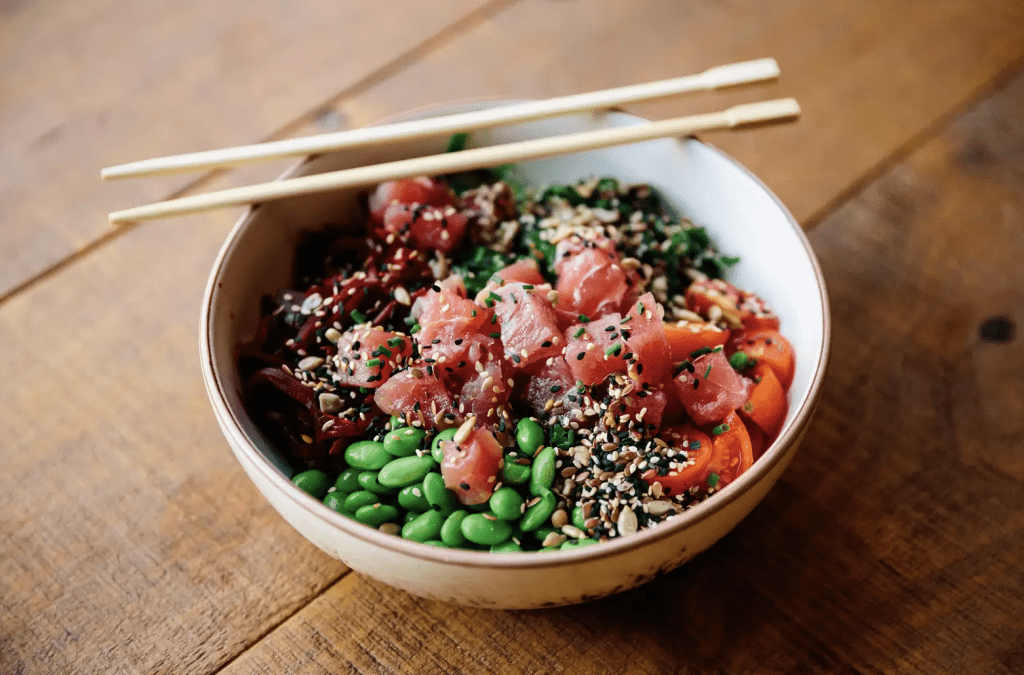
[712,423,730,436]
[491,314,498,324]
[712,345,724,353]
[485,300,495,308]
[471,310,477,317]
[488,291,502,303]
[523,284,534,289]
[573,327,586,338]
[350,309,367,324]
[377,346,393,357]
[707,472,720,487]
[690,440,701,450]
[728,352,752,370]
[605,343,622,357]
[704,363,713,378]
[365,358,382,368]
[620,315,633,324]
[577,314,590,323]
[489,332,501,339]
[689,346,712,358]
[387,337,405,348]
[638,302,645,315]
[411,324,422,334]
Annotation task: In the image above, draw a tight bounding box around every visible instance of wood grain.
[0,212,349,675]
[323,0,1024,226]
[212,59,1024,675]
[0,0,496,298]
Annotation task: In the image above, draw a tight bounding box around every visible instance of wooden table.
[3,1,1023,673]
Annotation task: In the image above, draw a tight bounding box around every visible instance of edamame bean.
[357,471,397,495]
[292,469,330,499]
[440,510,469,547]
[560,538,599,550]
[402,510,444,542]
[502,460,531,485]
[377,455,435,488]
[519,488,556,532]
[334,468,361,494]
[398,484,430,512]
[384,427,427,457]
[461,513,513,546]
[489,487,524,521]
[344,440,390,470]
[323,491,347,513]
[354,504,399,527]
[343,490,378,514]
[572,506,587,531]
[389,415,402,430]
[404,510,418,525]
[515,418,545,457]
[529,446,556,496]
[430,427,458,463]
[531,526,557,542]
[491,541,523,553]
[422,472,457,516]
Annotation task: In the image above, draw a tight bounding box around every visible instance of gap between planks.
[799,53,1024,231]
[0,0,520,310]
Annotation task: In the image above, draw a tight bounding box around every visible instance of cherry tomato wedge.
[728,329,795,390]
[739,362,788,437]
[640,425,713,496]
[705,412,754,487]
[662,321,730,362]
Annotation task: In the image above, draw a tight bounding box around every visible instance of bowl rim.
[200,101,831,569]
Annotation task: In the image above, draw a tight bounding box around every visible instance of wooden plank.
[319,0,1024,227]
[211,62,1024,675]
[0,211,351,675]
[0,0,497,298]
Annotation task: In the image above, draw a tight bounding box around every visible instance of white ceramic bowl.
[200,103,830,608]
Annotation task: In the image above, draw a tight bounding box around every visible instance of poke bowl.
[200,101,830,608]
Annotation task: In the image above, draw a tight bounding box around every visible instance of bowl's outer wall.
[201,105,829,608]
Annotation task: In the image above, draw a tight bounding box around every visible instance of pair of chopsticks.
[103,58,798,225]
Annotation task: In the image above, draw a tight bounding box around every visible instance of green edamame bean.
[466,500,491,513]
[502,460,531,485]
[292,469,330,499]
[461,513,513,546]
[519,488,556,532]
[323,491,347,513]
[402,510,444,543]
[377,455,435,488]
[489,487,524,521]
[560,538,599,550]
[404,510,418,525]
[531,526,557,542]
[334,468,361,494]
[345,440,390,470]
[440,510,469,547]
[389,415,403,430]
[354,504,399,527]
[422,472,457,516]
[430,427,458,463]
[423,540,449,547]
[398,484,430,512]
[357,471,397,494]
[529,446,556,496]
[515,418,545,457]
[572,506,587,531]
[343,490,379,514]
[384,427,427,457]
[490,541,523,553]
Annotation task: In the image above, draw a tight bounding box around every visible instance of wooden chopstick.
[108,98,799,225]
[100,58,780,180]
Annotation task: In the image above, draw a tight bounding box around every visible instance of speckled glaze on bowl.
[200,102,830,609]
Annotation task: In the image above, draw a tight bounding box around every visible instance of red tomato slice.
[662,321,730,362]
[640,425,713,496]
[705,411,754,486]
[673,350,752,426]
[441,427,504,505]
[728,329,795,390]
[739,362,788,437]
